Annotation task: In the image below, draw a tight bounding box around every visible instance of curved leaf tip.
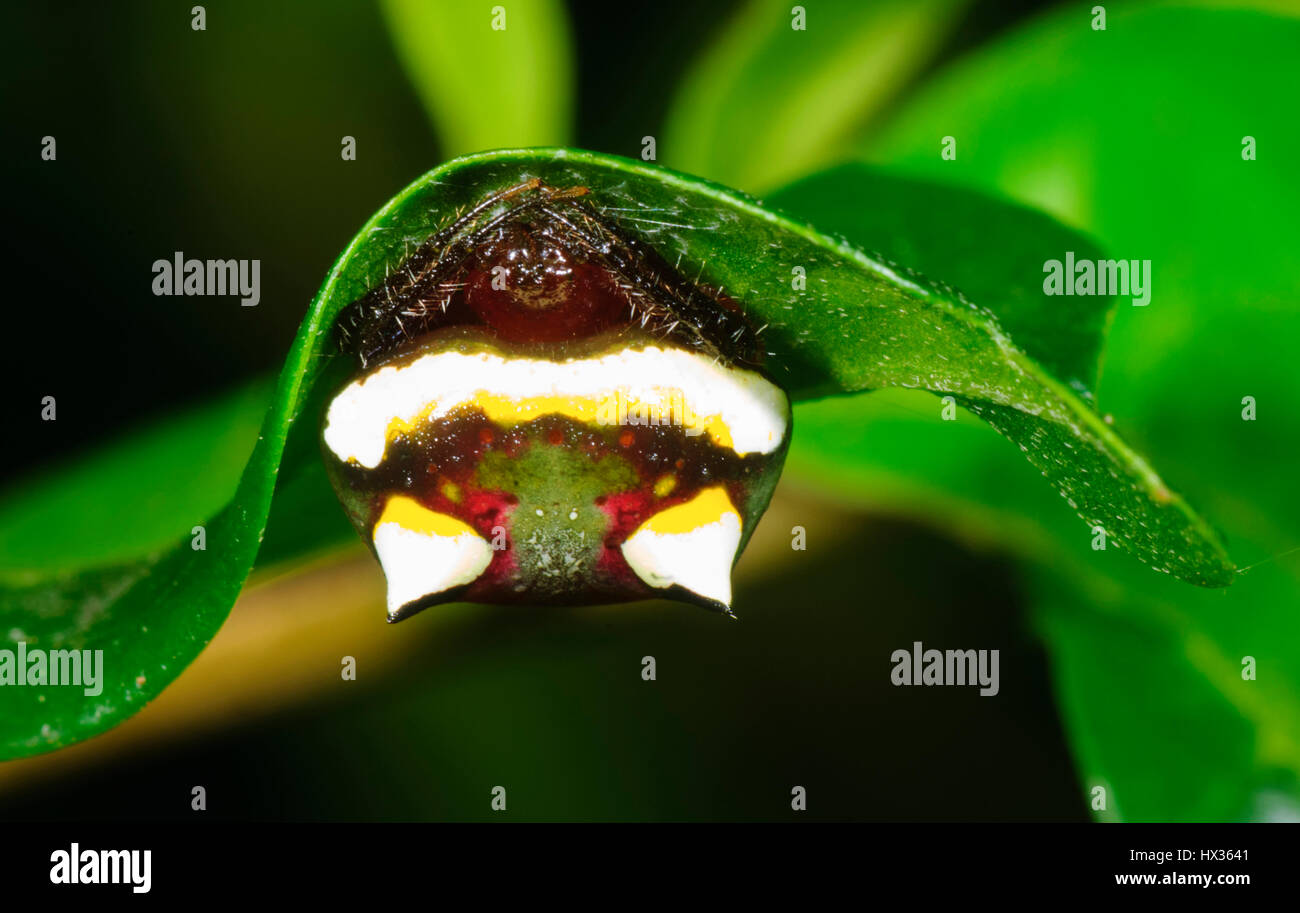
[0,147,1233,760]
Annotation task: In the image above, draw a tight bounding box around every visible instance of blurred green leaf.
[380,0,574,156]
[0,381,268,577]
[662,0,965,191]
[784,2,1300,820]
[0,148,1232,757]
[0,319,335,759]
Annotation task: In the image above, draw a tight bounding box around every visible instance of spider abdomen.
[322,179,791,621]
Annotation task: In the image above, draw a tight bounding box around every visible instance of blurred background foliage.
[2,0,1297,820]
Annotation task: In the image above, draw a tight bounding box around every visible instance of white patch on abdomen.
[620,487,744,608]
[373,522,493,619]
[323,346,788,469]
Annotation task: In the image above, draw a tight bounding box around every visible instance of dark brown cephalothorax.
[322,178,791,622]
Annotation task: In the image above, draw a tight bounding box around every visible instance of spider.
[321,177,790,621]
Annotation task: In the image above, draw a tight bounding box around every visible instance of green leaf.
[763,164,1231,590]
[0,147,1231,757]
[379,0,574,156]
[661,0,965,192]
[789,2,1300,819]
[770,164,1114,391]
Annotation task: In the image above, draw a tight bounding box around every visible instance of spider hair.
[335,179,763,369]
